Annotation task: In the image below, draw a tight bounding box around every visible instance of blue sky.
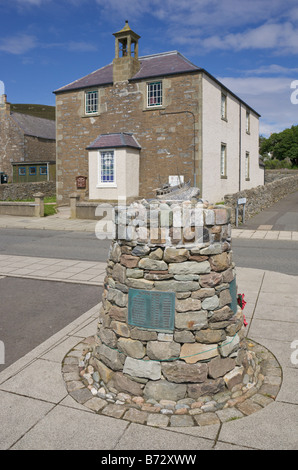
[1,0,298,136]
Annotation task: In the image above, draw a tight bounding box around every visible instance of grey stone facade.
[0,95,56,183]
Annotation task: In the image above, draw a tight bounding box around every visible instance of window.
[245,152,250,180]
[220,144,227,178]
[99,150,115,185]
[85,90,98,114]
[18,167,26,176]
[40,166,47,175]
[147,81,162,107]
[246,111,250,133]
[29,166,36,176]
[221,93,227,120]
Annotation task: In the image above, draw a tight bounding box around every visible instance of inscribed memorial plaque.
[229,277,238,314]
[128,288,175,332]
[76,175,87,189]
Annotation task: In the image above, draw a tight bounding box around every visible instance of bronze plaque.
[76,176,87,189]
[229,277,238,314]
[128,288,175,332]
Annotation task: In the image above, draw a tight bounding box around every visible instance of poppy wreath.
[237,293,248,326]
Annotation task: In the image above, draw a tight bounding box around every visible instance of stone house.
[0,95,56,183]
[54,21,264,205]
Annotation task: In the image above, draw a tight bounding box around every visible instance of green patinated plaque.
[128,288,175,332]
[229,277,238,314]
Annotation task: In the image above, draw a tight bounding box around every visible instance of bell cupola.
[113,21,141,84]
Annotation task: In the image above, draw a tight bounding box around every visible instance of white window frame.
[97,150,117,188]
[245,152,250,180]
[147,81,163,108]
[85,90,98,115]
[220,143,227,178]
[246,111,250,133]
[221,92,227,120]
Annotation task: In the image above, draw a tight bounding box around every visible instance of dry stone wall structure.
[84,199,263,412]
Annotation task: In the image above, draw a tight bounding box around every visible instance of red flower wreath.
[237,293,248,327]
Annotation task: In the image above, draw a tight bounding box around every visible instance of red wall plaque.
[76,176,87,189]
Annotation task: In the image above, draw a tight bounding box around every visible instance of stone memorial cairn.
[82,198,264,419]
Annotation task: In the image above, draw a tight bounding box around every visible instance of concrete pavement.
[0,209,97,232]
[0,266,297,450]
[0,254,106,286]
[0,209,297,450]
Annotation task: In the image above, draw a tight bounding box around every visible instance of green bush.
[264,159,292,169]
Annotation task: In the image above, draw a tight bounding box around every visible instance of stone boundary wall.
[0,181,55,201]
[224,173,298,225]
[0,192,44,217]
[265,169,298,183]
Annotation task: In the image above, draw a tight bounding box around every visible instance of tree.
[259,125,298,166]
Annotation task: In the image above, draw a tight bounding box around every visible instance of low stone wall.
[0,202,36,217]
[69,194,139,220]
[265,169,298,183]
[224,173,298,225]
[0,181,55,201]
[0,192,44,217]
[76,202,105,220]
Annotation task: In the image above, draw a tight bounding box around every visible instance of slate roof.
[11,112,56,140]
[86,133,141,150]
[53,50,260,117]
[54,51,200,94]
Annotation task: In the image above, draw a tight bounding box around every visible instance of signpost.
[236,197,247,227]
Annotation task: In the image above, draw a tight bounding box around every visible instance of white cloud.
[95,0,152,20]
[0,80,4,96]
[0,33,97,55]
[2,0,51,7]
[201,22,298,54]
[0,34,37,54]
[42,40,97,52]
[217,76,292,96]
[65,41,97,52]
[217,75,297,136]
[20,0,43,3]
[243,64,298,76]
[93,0,298,55]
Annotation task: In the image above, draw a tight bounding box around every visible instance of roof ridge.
[139,51,179,60]
[11,111,55,124]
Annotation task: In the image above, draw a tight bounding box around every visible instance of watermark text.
[94,197,206,245]
[290,340,298,365]
[290,80,298,104]
[0,80,5,105]
[0,340,5,365]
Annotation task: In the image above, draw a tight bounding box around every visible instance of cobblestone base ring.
[62,336,282,428]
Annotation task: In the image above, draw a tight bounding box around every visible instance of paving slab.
[0,268,297,450]
[0,390,54,450]
[0,358,68,403]
[217,402,298,450]
[0,254,106,285]
[232,229,298,240]
[11,405,130,450]
[114,422,214,451]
